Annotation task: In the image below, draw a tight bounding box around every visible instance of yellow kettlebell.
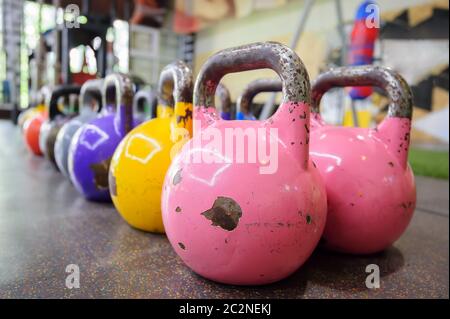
[109,61,193,233]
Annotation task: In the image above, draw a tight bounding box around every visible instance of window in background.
[20,33,28,109]
[23,1,56,51]
[21,1,56,108]
[69,45,97,75]
[113,20,129,74]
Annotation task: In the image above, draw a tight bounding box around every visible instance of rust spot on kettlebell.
[176,108,193,126]
[404,133,410,141]
[90,156,112,190]
[299,111,307,119]
[304,124,310,134]
[201,196,243,231]
[178,242,186,250]
[173,168,183,185]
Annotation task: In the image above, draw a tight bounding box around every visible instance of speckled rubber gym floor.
[0,121,448,298]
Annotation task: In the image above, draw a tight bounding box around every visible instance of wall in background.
[193,0,449,146]
[194,0,433,99]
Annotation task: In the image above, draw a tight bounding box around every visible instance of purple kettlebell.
[68,73,135,202]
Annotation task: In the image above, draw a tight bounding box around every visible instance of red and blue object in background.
[348,1,380,100]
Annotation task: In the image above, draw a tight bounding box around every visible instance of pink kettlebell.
[310,65,416,254]
[162,42,327,285]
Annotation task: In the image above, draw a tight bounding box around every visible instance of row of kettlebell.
[21,42,416,286]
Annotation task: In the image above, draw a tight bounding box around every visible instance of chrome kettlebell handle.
[79,79,103,113]
[237,78,282,116]
[133,89,158,119]
[195,42,310,108]
[311,65,413,119]
[157,60,193,107]
[102,73,135,135]
[49,85,82,120]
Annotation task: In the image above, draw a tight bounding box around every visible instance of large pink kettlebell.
[310,65,416,254]
[162,42,327,285]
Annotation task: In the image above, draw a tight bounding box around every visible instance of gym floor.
[0,120,448,298]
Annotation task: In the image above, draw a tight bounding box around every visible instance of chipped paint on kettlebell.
[201,197,243,231]
[161,42,327,286]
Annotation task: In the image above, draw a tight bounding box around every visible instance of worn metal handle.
[79,79,103,113]
[133,89,157,120]
[102,73,135,135]
[157,60,193,108]
[194,42,310,109]
[216,83,232,115]
[237,78,282,116]
[49,85,82,120]
[311,65,413,119]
